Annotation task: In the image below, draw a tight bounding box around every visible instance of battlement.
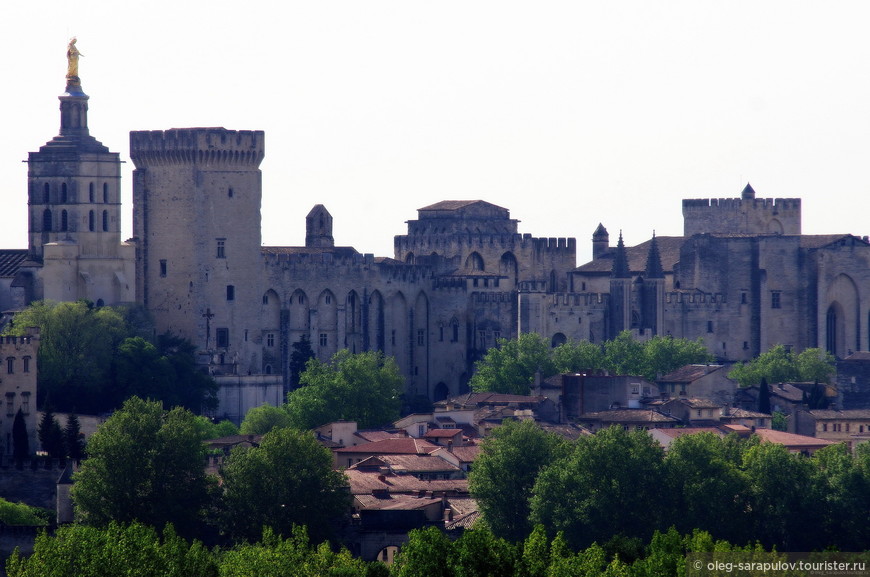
[665,291,725,305]
[683,196,801,236]
[470,291,515,304]
[682,197,801,211]
[395,233,576,255]
[130,128,265,168]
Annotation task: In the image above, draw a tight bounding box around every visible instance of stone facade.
[8,65,870,423]
[13,73,135,309]
[0,329,39,455]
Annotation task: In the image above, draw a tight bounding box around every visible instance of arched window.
[42,209,52,231]
[102,210,108,231]
[43,183,50,203]
[103,183,108,203]
[61,183,68,203]
[61,210,68,231]
[88,210,95,231]
[89,182,95,202]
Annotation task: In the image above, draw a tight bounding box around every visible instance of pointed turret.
[306,205,335,248]
[592,223,609,259]
[611,231,630,278]
[644,232,664,279]
[741,182,756,200]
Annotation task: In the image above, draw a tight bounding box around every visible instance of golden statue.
[66,37,83,78]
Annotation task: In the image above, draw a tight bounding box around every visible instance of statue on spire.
[66,37,83,81]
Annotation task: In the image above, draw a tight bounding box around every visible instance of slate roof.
[0,250,27,278]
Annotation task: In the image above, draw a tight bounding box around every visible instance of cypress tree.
[758,377,772,415]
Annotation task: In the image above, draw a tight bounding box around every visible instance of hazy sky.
[3,1,870,264]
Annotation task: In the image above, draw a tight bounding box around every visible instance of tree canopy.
[729,345,835,387]
[3,301,216,413]
[71,397,214,537]
[285,349,403,430]
[470,331,713,393]
[219,427,350,543]
[468,419,568,542]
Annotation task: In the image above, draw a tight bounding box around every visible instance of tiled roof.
[754,428,836,448]
[806,410,870,420]
[436,392,544,408]
[800,234,866,250]
[378,454,461,473]
[354,430,409,443]
[423,428,463,438]
[659,364,727,383]
[345,468,469,495]
[261,246,360,258]
[841,351,870,361]
[335,438,439,455]
[673,397,722,409]
[0,250,27,278]
[440,445,481,463]
[651,427,725,440]
[721,407,770,419]
[578,409,681,423]
[355,493,442,511]
[574,236,684,274]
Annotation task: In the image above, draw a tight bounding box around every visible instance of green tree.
[5,522,218,577]
[757,377,771,414]
[38,405,65,458]
[391,526,454,577]
[811,443,870,551]
[192,415,239,441]
[729,344,799,387]
[602,331,646,377]
[468,420,568,542]
[449,529,517,577]
[286,350,403,430]
[6,301,129,411]
[469,333,555,394]
[289,334,315,388]
[64,412,84,461]
[530,426,667,550]
[795,347,836,383]
[551,339,605,374]
[71,397,214,537]
[639,334,713,380]
[771,411,788,432]
[12,409,29,462]
[219,427,350,543]
[156,332,219,412]
[663,432,749,544]
[219,526,371,577]
[742,441,821,550]
[239,404,292,435]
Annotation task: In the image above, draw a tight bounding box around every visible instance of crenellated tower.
[131,128,265,374]
[683,183,801,237]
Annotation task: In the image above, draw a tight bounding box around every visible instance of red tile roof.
[335,438,439,455]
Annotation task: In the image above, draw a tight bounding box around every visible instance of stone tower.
[306,205,334,248]
[23,43,134,305]
[609,231,632,335]
[130,128,266,375]
[682,183,801,237]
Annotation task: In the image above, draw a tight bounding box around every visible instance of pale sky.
[3,1,870,264]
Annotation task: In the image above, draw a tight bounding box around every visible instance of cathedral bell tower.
[23,39,134,305]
